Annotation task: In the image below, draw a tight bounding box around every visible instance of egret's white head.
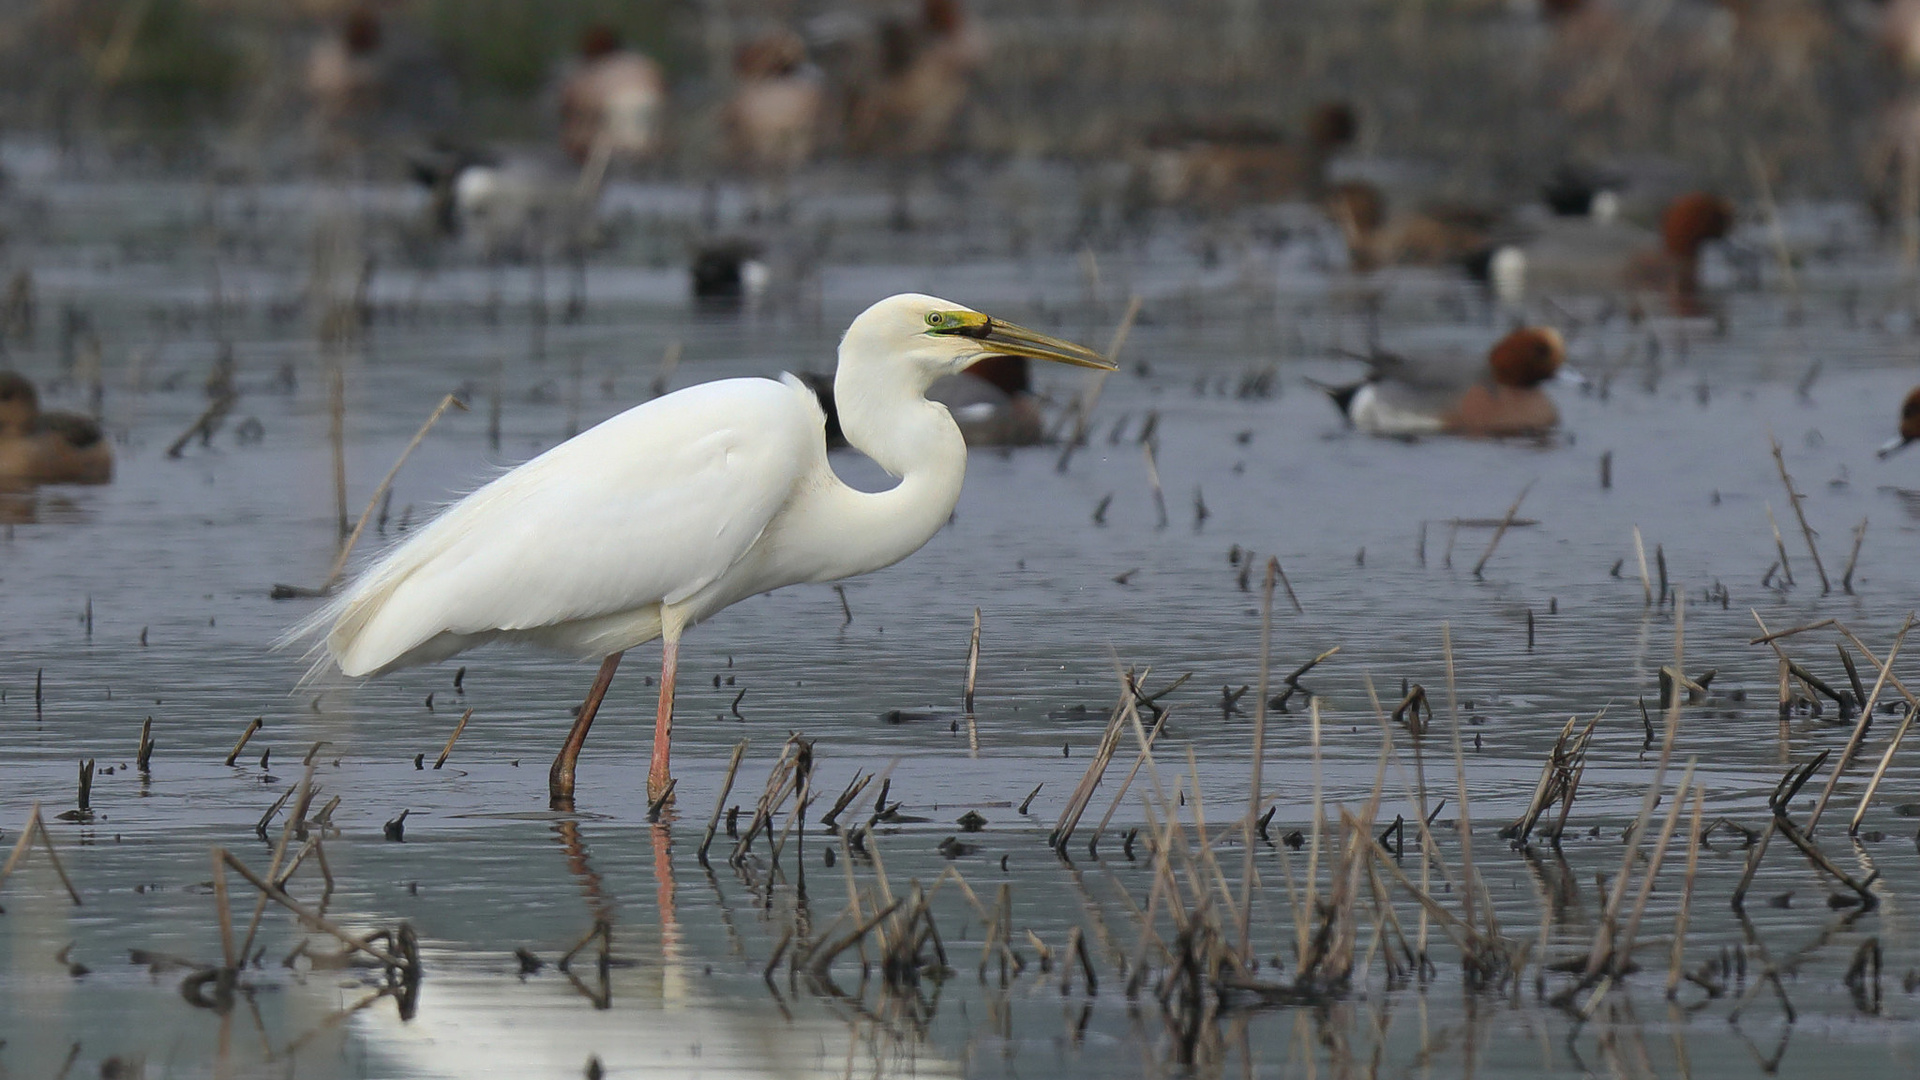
[839,293,1113,395]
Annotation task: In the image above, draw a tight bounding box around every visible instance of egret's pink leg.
[550,651,624,808]
[647,639,679,804]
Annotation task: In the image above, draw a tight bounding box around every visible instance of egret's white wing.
[323,377,823,676]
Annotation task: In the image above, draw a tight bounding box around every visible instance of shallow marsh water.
[3,158,1920,1077]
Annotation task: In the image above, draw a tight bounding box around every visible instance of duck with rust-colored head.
[560,25,668,167]
[1485,191,1735,310]
[0,372,112,484]
[800,354,1045,448]
[1880,387,1920,459]
[1317,327,1580,438]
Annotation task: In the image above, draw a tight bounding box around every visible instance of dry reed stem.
[1769,433,1828,592]
[0,804,80,905]
[1616,759,1698,967]
[1748,618,1834,645]
[1368,843,1480,954]
[1440,626,1483,938]
[1853,689,1920,835]
[432,708,474,769]
[224,718,263,767]
[1667,784,1705,998]
[1587,592,1686,981]
[862,827,901,952]
[1807,614,1913,832]
[1470,482,1533,578]
[1052,683,1132,849]
[212,849,236,970]
[163,393,236,458]
[1772,814,1878,905]
[324,393,467,589]
[1241,558,1276,959]
[1833,625,1920,711]
[1305,698,1326,960]
[1842,518,1868,593]
[1056,294,1141,472]
[1765,503,1795,587]
[819,771,872,831]
[1181,745,1247,940]
[1730,818,1778,909]
[238,763,317,964]
[699,739,749,864]
[1142,440,1169,528]
[217,849,407,969]
[329,364,348,537]
[1743,145,1803,309]
[1633,527,1653,605]
[1087,706,1167,850]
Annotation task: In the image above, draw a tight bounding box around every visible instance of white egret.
[301,293,1112,805]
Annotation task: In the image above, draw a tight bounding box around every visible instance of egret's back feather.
[306,376,824,677]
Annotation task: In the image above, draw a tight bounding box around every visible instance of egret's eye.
[926,313,945,328]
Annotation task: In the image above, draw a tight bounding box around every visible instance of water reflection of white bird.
[339,960,960,1080]
[299,294,1111,807]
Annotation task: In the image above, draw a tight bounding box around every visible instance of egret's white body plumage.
[297,292,1107,804]
[310,294,982,678]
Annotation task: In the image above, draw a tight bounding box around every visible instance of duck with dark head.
[0,371,112,485]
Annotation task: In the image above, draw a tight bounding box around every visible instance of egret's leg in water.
[648,637,679,803]
[549,650,625,807]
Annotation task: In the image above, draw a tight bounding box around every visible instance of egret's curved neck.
[797,338,966,581]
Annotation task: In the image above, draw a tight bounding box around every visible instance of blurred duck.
[559,25,668,169]
[1483,192,1735,307]
[1539,162,1624,221]
[801,355,1043,447]
[1323,181,1498,272]
[0,371,112,484]
[846,0,987,158]
[1880,387,1920,459]
[1316,327,1577,438]
[305,7,386,152]
[1139,102,1357,209]
[1711,1,1834,83]
[724,30,826,186]
[1886,0,1920,74]
[411,143,598,261]
[689,238,770,304]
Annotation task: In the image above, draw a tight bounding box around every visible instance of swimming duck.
[724,30,825,179]
[410,143,597,261]
[1880,387,1920,459]
[559,26,668,168]
[801,355,1043,448]
[844,0,987,159]
[0,371,112,484]
[1484,192,1735,306]
[1540,162,1624,221]
[1323,181,1499,272]
[1139,102,1358,209]
[689,239,771,304]
[1316,327,1577,438]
